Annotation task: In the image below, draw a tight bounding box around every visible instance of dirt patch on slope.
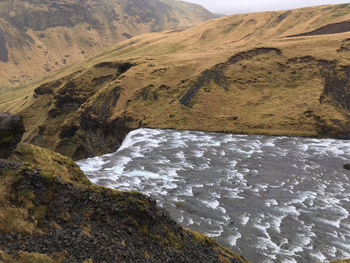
[287,21,350,37]
[180,48,281,107]
[0,29,8,62]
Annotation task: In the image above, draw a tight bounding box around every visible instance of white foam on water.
[265,199,278,207]
[178,215,184,223]
[123,170,162,179]
[278,205,300,217]
[163,182,178,190]
[241,213,250,225]
[309,252,327,262]
[333,241,350,256]
[325,246,337,258]
[77,128,350,263]
[192,150,204,157]
[270,182,285,188]
[298,144,308,152]
[223,187,244,199]
[255,237,279,259]
[175,151,185,159]
[270,215,284,233]
[180,186,193,196]
[202,199,220,209]
[218,207,226,214]
[281,258,298,263]
[76,156,107,173]
[263,141,275,147]
[207,226,224,238]
[228,232,242,246]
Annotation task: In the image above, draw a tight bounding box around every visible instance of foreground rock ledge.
[0,142,249,263]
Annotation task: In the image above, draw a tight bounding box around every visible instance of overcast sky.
[183,0,350,14]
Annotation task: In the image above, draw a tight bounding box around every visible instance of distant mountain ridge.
[0,0,218,86]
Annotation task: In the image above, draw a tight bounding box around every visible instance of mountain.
[2,3,350,159]
[0,113,248,263]
[0,0,218,87]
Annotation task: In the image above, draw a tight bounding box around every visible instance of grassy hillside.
[2,3,350,159]
[0,0,218,87]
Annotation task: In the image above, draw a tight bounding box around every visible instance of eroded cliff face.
[20,61,139,159]
[0,29,8,63]
[18,47,350,160]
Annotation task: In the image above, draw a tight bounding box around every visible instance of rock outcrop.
[0,142,249,263]
[0,113,24,158]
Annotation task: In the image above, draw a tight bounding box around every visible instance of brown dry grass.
[185,229,250,263]
[13,143,90,186]
[0,0,217,88]
[0,250,67,263]
[1,4,350,156]
[0,142,91,235]
[0,176,36,234]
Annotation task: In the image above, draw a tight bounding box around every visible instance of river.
[76,128,350,263]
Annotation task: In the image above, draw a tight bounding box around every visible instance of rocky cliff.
[0,0,218,86]
[0,114,248,263]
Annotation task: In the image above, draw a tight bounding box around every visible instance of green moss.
[186,229,214,245]
[33,205,48,222]
[39,171,54,181]
[19,164,36,174]
[13,174,24,184]
[128,218,162,242]
[13,143,91,187]
[164,226,183,250]
[125,196,149,211]
[0,168,15,179]
[0,207,35,234]
[17,190,36,209]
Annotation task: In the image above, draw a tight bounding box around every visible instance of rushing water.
[77,128,350,263]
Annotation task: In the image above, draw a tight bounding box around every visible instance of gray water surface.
[77,129,350,263]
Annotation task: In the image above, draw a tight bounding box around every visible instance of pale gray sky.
[183,0,350,14]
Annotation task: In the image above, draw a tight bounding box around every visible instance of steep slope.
[0,115,248,263]
[0,0,218,87]
[2,3,350,159]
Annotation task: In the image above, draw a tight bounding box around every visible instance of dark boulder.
[344,163,350,170]
[0,113,25,158]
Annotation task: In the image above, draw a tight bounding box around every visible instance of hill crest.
[0,0,218,87]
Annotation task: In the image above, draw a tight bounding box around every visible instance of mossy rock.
[12,143,90,186]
